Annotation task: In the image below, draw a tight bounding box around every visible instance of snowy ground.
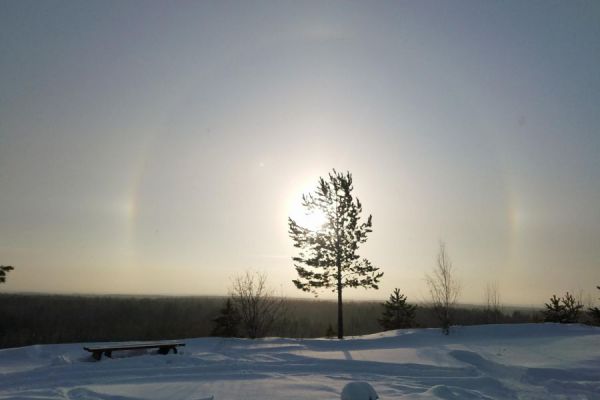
[1,324,599,399]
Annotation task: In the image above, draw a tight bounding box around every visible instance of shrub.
[544,292,583,323]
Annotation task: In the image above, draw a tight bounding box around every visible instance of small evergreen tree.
[378,288,416,330]
[588,286,600,326]
[0,265,14,284]
[325,323,336,339]
[562,292,583,323]
[378,288,417,330]
[0,265,13,338]
[211,298,240,337]
[544,292,583,323]
[544,294,564,323]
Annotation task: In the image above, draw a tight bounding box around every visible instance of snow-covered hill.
[1,324,599,399]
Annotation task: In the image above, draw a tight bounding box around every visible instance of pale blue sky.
[1,1,599,304]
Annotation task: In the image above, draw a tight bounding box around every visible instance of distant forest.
[0,294,542,349]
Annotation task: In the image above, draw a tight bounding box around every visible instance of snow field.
[0,324,599,399]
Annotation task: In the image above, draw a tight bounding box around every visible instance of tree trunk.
[335,206,343,339]
[337,268,343,339]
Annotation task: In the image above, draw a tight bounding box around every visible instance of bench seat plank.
[84,341,184,351]
[84,341,185,360]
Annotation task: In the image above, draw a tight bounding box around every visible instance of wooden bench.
[84,341,185,360]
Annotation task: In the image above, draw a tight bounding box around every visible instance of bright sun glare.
[288,181,329,231]
[290,206,328,231]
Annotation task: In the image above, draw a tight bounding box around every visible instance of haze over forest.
[1,1,599,305]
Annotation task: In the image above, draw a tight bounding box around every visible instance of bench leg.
[92,351,102,361]
[104,350,112,358]
[158,346,177,355]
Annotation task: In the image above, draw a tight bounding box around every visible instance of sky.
[1,1,599,305]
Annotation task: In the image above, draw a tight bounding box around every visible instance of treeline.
[0,294,222,348]
[0,293,541,349]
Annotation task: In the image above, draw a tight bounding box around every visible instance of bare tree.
[575,289,594,311]
[425,242,460,335]
[229,270,286,339]
[484,281,502,323]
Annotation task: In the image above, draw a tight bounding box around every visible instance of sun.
[289,205,328,231]
[287,178,329,231]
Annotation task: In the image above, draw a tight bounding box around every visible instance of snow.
[1,324,599,399]
[341,382,378,400]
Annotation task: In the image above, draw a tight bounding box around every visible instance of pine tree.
[561,292,583,323]
[544,292,583,323]
[0,266,13,284]
[325,323,336,339]
[544,295,564,323]
[588,286,600,326]
[211,298,240,337]
[289,170,383,339]
[378,288,416,330]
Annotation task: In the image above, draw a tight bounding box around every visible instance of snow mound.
[341,381,378,400]
[50,354,72,366]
